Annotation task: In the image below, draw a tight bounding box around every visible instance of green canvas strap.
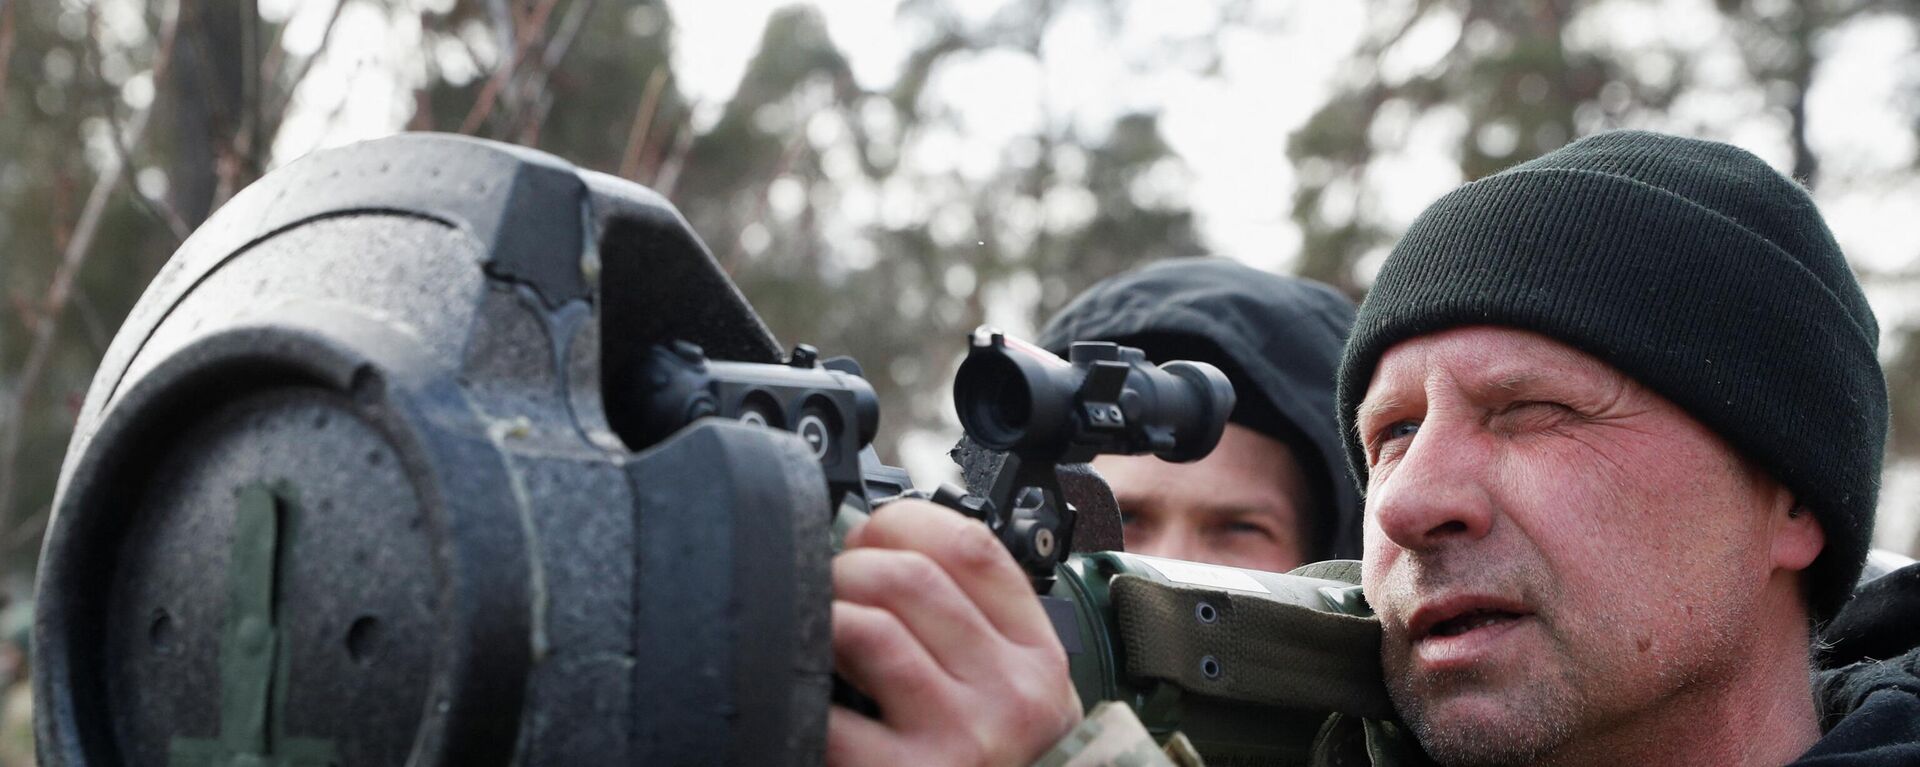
[170,483,340,767]
[1111,575,1393,720]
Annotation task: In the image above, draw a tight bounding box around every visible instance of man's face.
[1092,422,1313,572]
[1354,326,1814,765]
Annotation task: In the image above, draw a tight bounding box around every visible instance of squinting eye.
[1369,420,1420,466]
[1224,521,1271,538]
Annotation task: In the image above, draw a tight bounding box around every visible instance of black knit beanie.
[1336,130,1887,623]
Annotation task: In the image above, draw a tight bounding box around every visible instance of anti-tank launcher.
[33,134,835,767]
[33,133,1407,767]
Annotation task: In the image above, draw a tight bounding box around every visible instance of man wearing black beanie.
[1036,258,1361,572]
[823,131,1920,767]
[1337,130,1920,765]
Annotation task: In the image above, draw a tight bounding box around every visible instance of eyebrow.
[1352,374,1555,434]
[1475,371,1599,404]
[1474,374,1540,400]
[1353,396,1404,430]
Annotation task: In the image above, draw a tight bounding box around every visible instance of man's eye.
[1379,421,1419,442]
[1223,521,1273,538]
[1369,420,1419,465]
[1495,401,1576,432]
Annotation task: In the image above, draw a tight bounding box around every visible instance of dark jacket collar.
[1795,562,1920,764]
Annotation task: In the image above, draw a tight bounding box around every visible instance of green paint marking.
[169,483,340,767]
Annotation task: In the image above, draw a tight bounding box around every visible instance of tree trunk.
[167,0,245,227]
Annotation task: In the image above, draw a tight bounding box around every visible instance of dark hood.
[1036,257,1362,560]
[1796,562,1920,764]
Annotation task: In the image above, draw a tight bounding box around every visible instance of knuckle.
[946,521,1008,575]
[838,612,945,697]
[823,720,861,767]
[878,651,944,699]
[881,550,949,595]
[1036,638,1072,675]
[830,550,887,600]
[1005,621,1072,670]
[865,498,942,533]
[833,604,896,657]
[948,726,992,767]
[972,703,1055,767]
[1004,652,1079,735]
[1004,675,1055,720]
[836,549,947,604]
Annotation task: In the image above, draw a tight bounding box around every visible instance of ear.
[1769,496,1825,573]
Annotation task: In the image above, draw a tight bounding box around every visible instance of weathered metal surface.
[34,134,828,767]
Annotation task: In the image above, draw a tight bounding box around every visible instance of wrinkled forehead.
[1359,325,1633,406]
[1355,324,1769,484]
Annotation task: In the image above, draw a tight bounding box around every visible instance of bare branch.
[68,290,112,354]
[241,0,264,177]
[210,0,269,212]
[49,169,74,255]
[507,0,598,144]
[720,130,811,273]
[310,58,361,141]
[5,505,47,549]
[408,86,435,130]
[0,1,15,121]
[108,125,192,243]
[654,121,694,200]
[7,292,33,334]
[541,0,594,73]
[0,0,182,541]
[266,0,350,136]
[620,66,670,179]
[259,2,290,87]
[86,5,192,243]
[459,0,564,136]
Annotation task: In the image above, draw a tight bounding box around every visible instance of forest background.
[5,0,1920,598]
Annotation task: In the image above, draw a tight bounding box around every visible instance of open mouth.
[1408,596,1534,644]
[1426,608,1525,638]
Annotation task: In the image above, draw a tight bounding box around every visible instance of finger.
[835,547,1006,681]
[825,706,908,767]
[831,600,959,727]
[851,500,1059,648]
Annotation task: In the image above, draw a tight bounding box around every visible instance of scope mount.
[927,451,1074,592]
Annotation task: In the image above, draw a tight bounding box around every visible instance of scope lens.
[961,357,1030,447]
[992,377,1030,430]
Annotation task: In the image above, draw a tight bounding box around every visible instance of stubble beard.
[1384,593,1750,767]
[1379,560,1585,767]
[1388,651,1583,767]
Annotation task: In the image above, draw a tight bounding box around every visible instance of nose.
[1368,422,1495,552]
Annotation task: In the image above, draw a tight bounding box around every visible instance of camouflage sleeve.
[1030,701,1205,767]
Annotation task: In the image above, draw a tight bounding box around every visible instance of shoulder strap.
[1111,575,1393,720]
